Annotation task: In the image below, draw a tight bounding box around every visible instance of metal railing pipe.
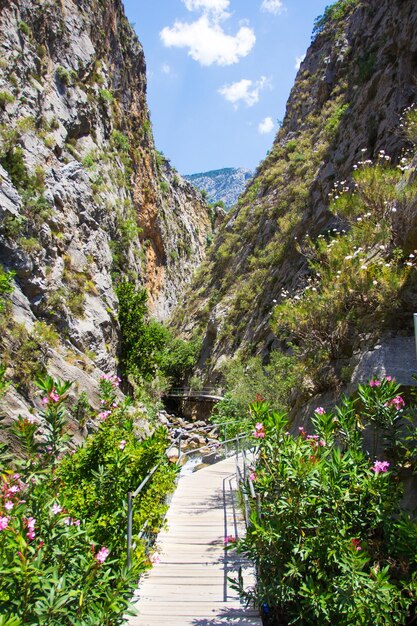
[127,492,133,568]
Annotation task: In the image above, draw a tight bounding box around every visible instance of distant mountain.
[184,167,254,209]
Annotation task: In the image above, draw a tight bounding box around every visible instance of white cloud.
[258,116,275,134]
[183,0,230,16]
[161,15,255,66]
[218,75,271,108]
[161,63,171,74]
[261,0,285,15]
[295,54,305,70]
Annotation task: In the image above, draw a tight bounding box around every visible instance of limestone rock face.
[175,0,417,392]
[0,0,214,429]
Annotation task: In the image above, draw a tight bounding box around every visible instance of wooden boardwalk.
[128,456,262,626]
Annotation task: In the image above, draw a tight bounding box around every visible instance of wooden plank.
[126,456,261,626]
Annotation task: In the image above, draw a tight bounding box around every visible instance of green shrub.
[0,372,176,624]
[236,382,417,624]
[0,91,15,109]
[55,65,76,86]
[18,20,31,38]
[99,88,114,104]
[159,180,169,194]
[111,130,130,152]
[324,102,349,137]
[116,282,199,388]
[0,267,14,314]
[312,0,359,38]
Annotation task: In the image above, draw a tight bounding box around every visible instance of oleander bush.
[0,369,176,624]
[235,378,417,625]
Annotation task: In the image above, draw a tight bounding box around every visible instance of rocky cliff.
[184,167,253,210]
[174,0,417,409]
[0,0,214,427]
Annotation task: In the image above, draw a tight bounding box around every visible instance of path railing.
[126,435,182,568]
[235,443,261,528]
[126,431,251,567]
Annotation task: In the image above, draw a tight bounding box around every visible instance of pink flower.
[64,517,72,526]
[369,379,381,388]
[390,396,405,410]
[249,471,256,482]
[223,535,237,546]
[319,439,326,447]
[0,516,9,531]
[150,553,161,564]
[385,376,393,382]
[8,485,19,494]
[23,516,36,540]
[95,546,110,564]
[41,397,49,406]
[315,407,326,415]
[12,474,20,480]
[74,519,80,526]
[4,502,13,511]
[50,391,60,402]
[119,440,127,450]
[372,460,390,474]
[98,410,112,421]
[351,538,362,551]
[51,503,62,515]
[253,423,265,439]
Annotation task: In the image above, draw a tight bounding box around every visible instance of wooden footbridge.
[127,455,261,626]
[165,388,225,402]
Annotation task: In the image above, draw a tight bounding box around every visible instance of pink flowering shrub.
[235,389,417,625]
[0,369,177,624]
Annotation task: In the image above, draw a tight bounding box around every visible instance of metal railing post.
[224,425,227,457]
[127,491,133,568]
[178,433,182,461]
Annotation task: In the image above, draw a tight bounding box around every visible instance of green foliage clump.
[159,180,169,194]
[99,89,114,105]
[212,351,302,432]
[271,154,416,393]
[236,382,417,624]
[0,267,15,314]
[0,91,15,109]
[324,102,349,137]
[111,130,130,153]
[18,20,32,38]
[55,65,77,86]
[312,0,360,38]
[58,378,176,557]
[116,282,199,389]
[0,371,176,624]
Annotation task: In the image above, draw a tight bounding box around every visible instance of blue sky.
[123,0,330,174]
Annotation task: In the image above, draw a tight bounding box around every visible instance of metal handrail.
[235,444,261,528]
[126,431,250,567]
[126,434,182,567]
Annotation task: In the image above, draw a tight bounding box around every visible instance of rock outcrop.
[0,0,215,426]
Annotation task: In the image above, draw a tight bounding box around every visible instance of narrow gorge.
[1,0,417,624]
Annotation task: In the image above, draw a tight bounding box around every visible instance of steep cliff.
[0,0,214,425]
[174,0,417,408]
